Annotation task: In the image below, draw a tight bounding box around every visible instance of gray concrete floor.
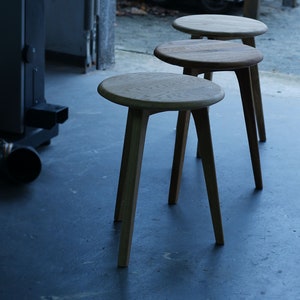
[1,2,300,300]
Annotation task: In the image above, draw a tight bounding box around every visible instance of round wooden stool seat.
[98,72,224,110]
[173,14,268,39]
[154,39,263,72]
[98,72,225,267]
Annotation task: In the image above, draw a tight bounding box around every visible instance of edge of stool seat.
[98,72,225,111]
[154,40,263,71]
[172,14,268,39]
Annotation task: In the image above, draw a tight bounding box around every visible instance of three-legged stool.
[98,72,225,267]
[172,14,268,142]
[154,39,264,204]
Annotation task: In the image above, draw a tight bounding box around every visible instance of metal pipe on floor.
[0,139,41,183]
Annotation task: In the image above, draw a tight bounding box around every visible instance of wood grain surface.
[154,40,263,71]
[98,72,225,110]
[173,14,268,39]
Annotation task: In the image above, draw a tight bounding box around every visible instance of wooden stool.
[172,14,268,142]
[98,72,225,267]
[154,39,264,205]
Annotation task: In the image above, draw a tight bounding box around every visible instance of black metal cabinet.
[0,0,68,147]
[0,0,68,183]
[0,1,25,134]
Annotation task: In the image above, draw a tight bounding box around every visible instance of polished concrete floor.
[1,46,300,299]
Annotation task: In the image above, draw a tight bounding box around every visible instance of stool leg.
[182,67,205,159]
[170,68,215,203]
[114,118,132,221]
[169,110,191,204]
[192,108,224,245]
[235,68,263,190]
[242,37,267,142]
[204,72,213,81]
[250,64,266,142]
[116,108,149,267]
[196,71,213,159]
[168,67,198,205]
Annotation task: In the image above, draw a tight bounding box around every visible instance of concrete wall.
[97,0,116,70]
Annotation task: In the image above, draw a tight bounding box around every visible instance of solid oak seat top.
[154,40,263,72]
[98,72,224,111]
[173,14,268,39]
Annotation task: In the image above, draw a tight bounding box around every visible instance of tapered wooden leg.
[168,67,199,205]
[204,72,213,81]
[182,66,205,159]
[116,108,149,267]
[243,0,260,19]
[196,72,213,158]
[114,112,133,221]
[192,108,224,245]
[168,110,191,204]
[242,37,266,142]
[249,64,266,142]
[235,68,263,190]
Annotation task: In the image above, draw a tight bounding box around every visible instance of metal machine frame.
[0,1,68,182]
